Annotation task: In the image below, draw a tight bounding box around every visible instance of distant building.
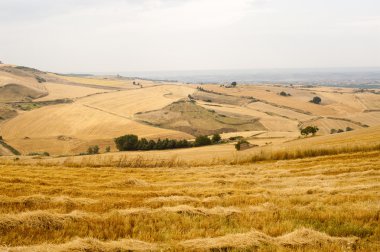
[239,142,251,151]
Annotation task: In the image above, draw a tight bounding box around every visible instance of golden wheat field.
[0,150,379,251]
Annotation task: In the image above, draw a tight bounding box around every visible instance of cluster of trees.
[114,134,221,151]
[300,126,319,136]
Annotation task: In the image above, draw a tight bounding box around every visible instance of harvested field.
[0,151,379,251]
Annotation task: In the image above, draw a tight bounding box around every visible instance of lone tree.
[231,81,237,87]
[300,126,319,136]
[310,96,321,104]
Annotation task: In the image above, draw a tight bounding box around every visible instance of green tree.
[310,96,321,104]
[194,135,212,146]
[300,126,319,136]
[114,134,139,151]
[211,133,221,143]
[105,146,111,152]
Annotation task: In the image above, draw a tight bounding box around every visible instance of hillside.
[136,100,266,136]
[0,64,379,157]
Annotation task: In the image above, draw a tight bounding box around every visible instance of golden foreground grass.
[0,151,379,251]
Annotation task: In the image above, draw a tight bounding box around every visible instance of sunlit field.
[0,150,379,251]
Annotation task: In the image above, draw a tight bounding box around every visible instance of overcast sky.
[0,0,379,72]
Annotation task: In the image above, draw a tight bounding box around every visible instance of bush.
[194,135,212,147]
[330,129,337,134]
[310,96,321,104]
[105,146,111,152]
[337,129,344,133]
[300,126,319,136]
[231,81,237,87]
[88,145,99,155]
[211,133,221,143]
[279,91,291,97]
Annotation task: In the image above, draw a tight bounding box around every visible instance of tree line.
[114,134,221,151]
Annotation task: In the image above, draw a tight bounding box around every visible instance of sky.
[0,0,379,73]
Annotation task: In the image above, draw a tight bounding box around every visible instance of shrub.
[310,96,321,104]
[300,126,319,136]
[212,133,221,143]
[105,146,111,152]
[231,81,237,87]
[337,129,344,133]
[88,145,99,155]
[279,91,291,97]
[330,129,337,134]
[194,135,212,147]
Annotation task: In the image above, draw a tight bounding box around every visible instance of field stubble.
[0,150,379,251]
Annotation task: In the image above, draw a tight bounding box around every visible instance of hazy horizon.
[1,0,379,72]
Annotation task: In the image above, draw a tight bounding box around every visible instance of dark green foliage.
[211,133,221,143]
[88,145,99,155]
[105,146,111,152]
[194,135,212,147]
[114,134,193,151]
[115,134,139,151]
[310,96,322,104]
[280,91,291,97]
[301,126,319,136]
[231,81,237,87]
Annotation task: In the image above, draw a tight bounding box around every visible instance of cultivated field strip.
[0,151,379,251]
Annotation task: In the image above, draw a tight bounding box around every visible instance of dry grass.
[0,151,379,251]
